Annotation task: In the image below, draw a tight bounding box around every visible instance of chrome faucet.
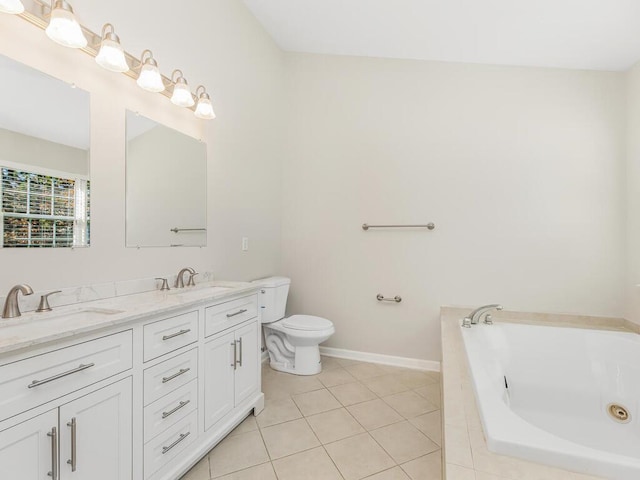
[2,284,34,318]
[462,304,503,328]
[174,267,195,288]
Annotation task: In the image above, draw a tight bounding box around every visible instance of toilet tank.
[252,276,291,324]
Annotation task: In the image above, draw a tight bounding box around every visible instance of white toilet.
[254,276,335,375]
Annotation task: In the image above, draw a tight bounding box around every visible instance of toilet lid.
[282,315,333,331]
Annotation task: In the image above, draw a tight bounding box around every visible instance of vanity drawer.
[144,409,198,479]
[0,330,133,421]
[144,379,198,442]
[205,295,258,337]
[143,310,199,362]
[143,348,197,406]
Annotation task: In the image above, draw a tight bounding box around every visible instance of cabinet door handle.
[236,338,243,367]
[162,329,191,341]
[66,417,77,472]
[28,363,95,389]
[162,400,190,419]
[162,368,190,384]
[231,342,237,370]
[162,431,190,454]
[226,309,247,318]
[47,426,58,480]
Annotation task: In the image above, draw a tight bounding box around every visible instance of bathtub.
[461,322,640,479]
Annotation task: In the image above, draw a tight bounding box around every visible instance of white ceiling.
[242,0,640,71]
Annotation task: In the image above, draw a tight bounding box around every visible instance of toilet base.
[267,344,323,376]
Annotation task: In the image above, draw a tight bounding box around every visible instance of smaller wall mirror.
[125,111,207,247]
[0,55,90,248]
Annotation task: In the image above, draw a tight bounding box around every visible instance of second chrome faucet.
[174,267,198,288]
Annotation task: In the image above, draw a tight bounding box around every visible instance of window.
[1,166,90,248]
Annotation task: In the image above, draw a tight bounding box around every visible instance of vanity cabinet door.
[233,322,259,406]
[0,409,58,480]
[204,331,235,430]
[58,378,132,480]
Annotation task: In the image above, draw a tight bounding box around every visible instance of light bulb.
[171,82,195,107]
[0,0,24,14]
[195,93,215,120]
[136,51,164,93]
[170,70,194,107]
[96,25,128,73]
[45,1,87,49]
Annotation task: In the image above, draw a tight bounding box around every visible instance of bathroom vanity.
[0,281,264,480]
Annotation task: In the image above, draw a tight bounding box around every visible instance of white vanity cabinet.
[0,377,132,480]
[0,286,264,480]
[0,408,58,480]
[203,300,260,431]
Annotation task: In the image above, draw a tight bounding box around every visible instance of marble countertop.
[440,306,614,480]
[0,280,259,356]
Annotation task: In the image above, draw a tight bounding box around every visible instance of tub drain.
[607,403,631,423]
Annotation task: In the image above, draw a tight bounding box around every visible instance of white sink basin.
[2,307,125,327]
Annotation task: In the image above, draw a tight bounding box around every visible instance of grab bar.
[377,294,402,303]
[170,227,206,233]
[362,223,435,231]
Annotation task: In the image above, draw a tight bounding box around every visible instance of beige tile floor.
[181,356,442,480]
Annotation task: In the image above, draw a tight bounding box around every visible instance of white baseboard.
[319,346,440,372]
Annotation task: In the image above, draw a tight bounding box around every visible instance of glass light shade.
[137,63,164,93]
[0,0,24,14]
[45,3,87,48]
[171,82,195,107]
[96,38,129,72]
[195,95,215,120]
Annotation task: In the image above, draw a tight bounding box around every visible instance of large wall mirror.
[125,111,207,248]
[0,55,90,248]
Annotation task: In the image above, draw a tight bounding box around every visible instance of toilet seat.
[282,315,333,331]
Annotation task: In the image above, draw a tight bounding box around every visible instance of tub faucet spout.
[464,304,503,326]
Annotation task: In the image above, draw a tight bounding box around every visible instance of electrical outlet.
[242,237,249,251]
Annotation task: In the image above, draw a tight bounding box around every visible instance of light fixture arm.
[171,69,185,83]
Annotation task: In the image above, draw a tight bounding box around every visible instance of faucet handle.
[36,290,62,313]
[187,272,199,287]
[483,314,494,325]
[461,317,472,328]
[155,278,170,291]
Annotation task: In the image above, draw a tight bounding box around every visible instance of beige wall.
[282,53,627,361]
[0,1,284,292]
[626,63,640,323]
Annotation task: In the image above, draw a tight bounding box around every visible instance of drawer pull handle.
[162,368,190,384]
[66,417,77,472]
[28,363,95,389]
[47,426,58,479]
[162,329,191,341]
[226,309,247,318]
[162,431,190,454]
[162,400,191,419]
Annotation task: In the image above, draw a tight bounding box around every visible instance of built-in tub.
[461,322,640,479]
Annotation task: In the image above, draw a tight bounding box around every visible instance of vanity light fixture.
[136,49,164,93]
[45,0,87,49]
[0,0,24,14]
[170,70,195,107]
[12,0,216,119]
[95,23,129,73]
[194,85,216,120]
